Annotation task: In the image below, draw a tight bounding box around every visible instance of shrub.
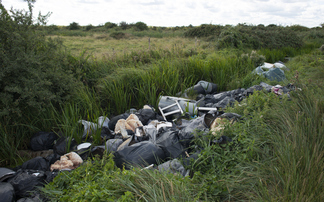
[216,27,243,49]
[85,24,94,31]
[104,21,117,29]
[110,31,126,39]
[119,21,128,30]
[184,24,223,38]
[134,21,148,31]
[0,1,82,119]
[288,24,310,32]
[68,22,80,30]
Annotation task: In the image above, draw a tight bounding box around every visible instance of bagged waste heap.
[1,75,295,201]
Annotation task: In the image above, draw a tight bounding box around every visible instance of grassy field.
[49,34,210,60]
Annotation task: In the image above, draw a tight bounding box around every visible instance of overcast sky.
[2,0,323,28]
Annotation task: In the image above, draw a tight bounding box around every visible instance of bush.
[0,1,82,118]
[216,27,243,49]
[119,21,128,30]
[184,24,223,38]
[85,24,94,31]
[104,21,117,29]
[134,21,148,31]
[110,31,126,39]
[68,22,80,30]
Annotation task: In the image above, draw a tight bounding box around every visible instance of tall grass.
[42,153,201,201]
[231,86,324,201]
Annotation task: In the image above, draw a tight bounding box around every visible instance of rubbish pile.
[0,62,293,201]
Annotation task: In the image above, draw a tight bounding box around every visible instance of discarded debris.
[1,75,296,200]
[50,152,83,171]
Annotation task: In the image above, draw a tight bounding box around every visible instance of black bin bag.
[108,113,129,131]
[178,116,207,148]
[30,132,59,151]
[156,130,186,159]
[0,168,16,182]
[0,182,15,202]
[8,170,46,198]
[21,157,49,172]
[53,137,77,155]
[135,108,156,125]
[113,141,166,169]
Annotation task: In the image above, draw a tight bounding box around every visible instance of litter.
[8,170,46,198]
[114,114,143,138]
[78,116,110,139]
[106,139,123,152]
[21,156,49,172]
[5,74,297,198]
[0,168,16,182]
[158,159,189,177]
[30,132,59,151]
[77,142,92,150]
[113,141,166,169]
[0,182,15,202]
[176,80,218,98]
[50,152,83,171]
[156,130,186,159]
[254,62,287,82]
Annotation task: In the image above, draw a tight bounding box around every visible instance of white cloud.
[1,0,323,27]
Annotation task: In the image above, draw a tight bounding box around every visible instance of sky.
[1,0,323,28]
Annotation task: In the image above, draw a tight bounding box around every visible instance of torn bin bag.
[113,141,166,169]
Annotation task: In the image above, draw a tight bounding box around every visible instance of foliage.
[0,2,82,119]
[119,21,128,30]
[85,24,94,31]
[104,21,117,29]
[68,22,80,30]
[110,31,126,39]
[184,24,223,38]
[134,21,148,31]
[42,154,199,201]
